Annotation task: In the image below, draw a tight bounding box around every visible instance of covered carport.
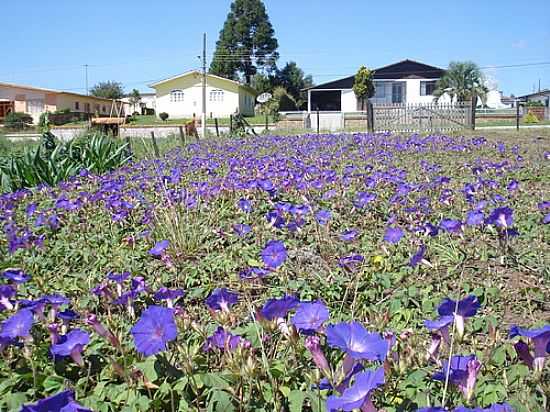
[308,90,342,111]
[0,99,14,121]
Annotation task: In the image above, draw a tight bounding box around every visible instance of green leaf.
[208,390,235,412]
[288,390,307,412]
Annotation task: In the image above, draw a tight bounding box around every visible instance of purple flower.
[465,210,484,226]
[304,335,330,372]
[0,308,33,339]
[409,245,426,267]
[260,240,287,269]
[57,310,79,323]
[86,314,120,347]
[326,367,384,412]
[154,287,185,307]
[107,271,130,283]
[149,239,169,257]
[433,354,481,402]
[340,229,359,242]
[315,210,332,225]
[260,295,299,321]
[0,285,16,310]
[50,329,90,366]
[20,390,91,412]
[203,326,250,352]
[205,288,239,312]
[338,254,364,271]
[3,268,31,284]
[238,198,252,212]
[509,324,550,372]
[507,180,518,192]
[131,305,178,356]
[291,301,330,333]
[440,219,462,233]
[233,223,252,237]
[384,227,404,244]
[326,322,388,361]
[239,267,270,280]
[353,191,376,209]
[485,207,513,228]
[424,315,453,360]
[417,408,448,412]
[543,213,550,224]
[437,295,480,338]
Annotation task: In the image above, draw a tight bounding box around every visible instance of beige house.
[0,81,126,124]
[150,71,257,119]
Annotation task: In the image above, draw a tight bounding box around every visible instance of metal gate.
[373,103,472,133]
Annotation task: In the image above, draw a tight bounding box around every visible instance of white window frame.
[170,89,185,102]
[209,89,224,103]
[420,80,437,96]
[26,99,44,114]
[373,82,386,98]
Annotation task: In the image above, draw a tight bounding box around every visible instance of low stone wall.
[51,127,87,141]
[120,126,182,139]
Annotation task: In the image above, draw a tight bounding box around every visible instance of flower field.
[0,132,548,412]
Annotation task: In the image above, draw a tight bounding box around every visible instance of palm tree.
[433,61,489,104]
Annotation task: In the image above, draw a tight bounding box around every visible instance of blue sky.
[1,0,549,96]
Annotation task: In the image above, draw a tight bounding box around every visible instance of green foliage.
[90,81,125,99]
[523,111,539,124]
[0,133,130,192]
[353,66,375,110]
[433,61,489,103]
[159,112,169,122]
[210,0,279,83]
[258,87,295,116]
[4,112,33,130]
[525,101,544,107]
[275,62,314,109]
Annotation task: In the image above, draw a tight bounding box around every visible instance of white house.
[517,89,550,108]
[149,71,257,119]
[121,92,156,115]
[306,60,447,111]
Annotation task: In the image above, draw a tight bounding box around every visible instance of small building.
[121,92,156,115]
[149,70,257,119]
[305,59,446,111]
[0,81,124,124]
[517,89,550,107]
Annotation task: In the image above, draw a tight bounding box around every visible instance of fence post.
[124,135,133,159]
[265,113,269,132]
[229,115,233,135]
[178,126,186,147]
[150,131,160,157]
[366,100,374,133]
[470,96,476,130]
[516,103,520,131]
[316,108,320,135]
[214,118,220,137]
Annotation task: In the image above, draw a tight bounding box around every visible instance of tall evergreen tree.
[276,62,314,108]
[210,0,279,84]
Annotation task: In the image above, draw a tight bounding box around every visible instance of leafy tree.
[252,73,277,95]
[128,89,142,114]
[159,112,169,122]
[353,66,375,111]
[210,0,279,84]
[90,81,124,99]
[433,61,489,104]
[275,62,313,109]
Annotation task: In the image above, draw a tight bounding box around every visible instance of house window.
[420,81,437,96]
[75,101,80,111]
[102,105,106,113]
[26,99,44,114]
[170,90,184,102]
[84,103,90,113]
[209,89,224,102]
[94,104,100,113]
[373,82,386,98]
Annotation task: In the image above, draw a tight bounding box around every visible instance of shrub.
[523,111,539,124]
[4,112,33,130]
[525,101,544,107]
[159,112,169,122]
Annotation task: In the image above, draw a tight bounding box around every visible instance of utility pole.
[201,33,207,139]
[84,64,89,95]
[538,78,541,92]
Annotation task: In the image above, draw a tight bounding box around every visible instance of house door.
[0,101,14,120]
[392,82,405,103]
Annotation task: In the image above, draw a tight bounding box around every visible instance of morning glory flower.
[202,326,250,352]
[107,271,130,283]
[154,287,185,308]
[149,239,170,257]
[304,335,330,372]
[291,301,330,333]
[261,240,287,269]
[454,404,515,412]
[205,288,239,312]
[384,227,404,244]
[340,229,359,242]
[509,324,550,372]
[338,254,364,271]
[437,295,480,339]
[50,329,90,366]
[433,354,481,402]
[326,322,388,361]
[261,295,299,321]
[485,207,513,228]
[465,210,484,226]
[353,191,376,209]
[416,408,448,412]
[239,267,270,280]
[424,315,454,360]
[86,314,120,347]
[20,390,91,412]
[315,210,332,225]
[233,223,252,237]
[0,285,15,311]
[131,305,178,356]
[409,245,426,267]
[326,367,384,412]
[0,308,34,339]
[2,268,31,284]
[237,198,252,212]
[440,218,462,233]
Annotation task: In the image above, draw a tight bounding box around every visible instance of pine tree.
[210,0,279,84]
